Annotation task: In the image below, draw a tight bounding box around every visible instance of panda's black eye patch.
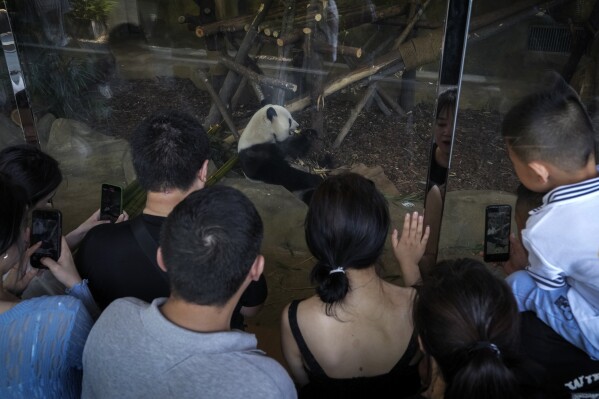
[289,118,292,127]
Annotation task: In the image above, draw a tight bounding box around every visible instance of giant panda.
[237,104,324,204]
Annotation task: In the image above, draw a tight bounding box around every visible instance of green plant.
[70,0,116,22]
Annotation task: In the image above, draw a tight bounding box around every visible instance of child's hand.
[392,212,430,286]
[503,233,528,275]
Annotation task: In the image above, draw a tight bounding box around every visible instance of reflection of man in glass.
[428,88,457,190]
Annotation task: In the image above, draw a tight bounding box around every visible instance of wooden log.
[393,0,432,49]
[230,75,248,110]
[277,30,303,47]
[195,68,240,139]
[219,56,298,92]
[205,0,275,128]
[372,90,392,116]
[337,4,407,31]
[285,28,443,113]
[333,84,378,148]
[313,41,362,58]
[273,0,298,105]
[376,85,405,115]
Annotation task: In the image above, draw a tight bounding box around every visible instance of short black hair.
[414,258,521,399]
[436,88,457,119]
[130,110,210,192]
[0,144,62,207]
[502,73,595,172]
[0,173,27,256]
[305,173,389,315]
[160,185,263,306]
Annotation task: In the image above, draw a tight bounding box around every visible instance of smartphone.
[484,204,512,263]
[99,183,123,223]
[30,209,62,269]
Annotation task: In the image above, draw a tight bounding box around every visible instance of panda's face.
[267,105,299,142]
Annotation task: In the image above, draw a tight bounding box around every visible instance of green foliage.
[69,0,116,22]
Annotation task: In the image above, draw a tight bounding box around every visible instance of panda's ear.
[266,107,278,121]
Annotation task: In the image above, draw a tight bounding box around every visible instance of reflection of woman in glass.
[428,89,457,190]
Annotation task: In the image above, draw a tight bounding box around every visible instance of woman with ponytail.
[280,172,429,398]
[411,258,546,399]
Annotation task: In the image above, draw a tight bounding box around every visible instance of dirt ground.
[89,76,519,197]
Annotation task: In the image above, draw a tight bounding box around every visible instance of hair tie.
[329,267,345,275]
[469,341,501,358]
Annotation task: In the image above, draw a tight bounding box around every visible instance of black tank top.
[288,299,421,399]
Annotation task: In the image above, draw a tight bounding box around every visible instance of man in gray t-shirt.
[82,186,297,399]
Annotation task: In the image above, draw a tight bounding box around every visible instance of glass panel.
[439,0,593,261]
[0,6,35,147]
[4,0,456,237]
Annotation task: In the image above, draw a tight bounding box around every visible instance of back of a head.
[130,110,210,192]
[414,259,521,399]
[0,173,27,256]
[0,144,62,207]
[159,185,263,306]
[305,173,389,312]
[502,72,595,172]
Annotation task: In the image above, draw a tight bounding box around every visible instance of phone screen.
[30,209,62,269]
[484,205,511,263]
[100,184,123,223]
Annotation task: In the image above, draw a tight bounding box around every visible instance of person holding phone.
[0,144,128,299]
[75,110,267,330]
[0,173,98,398]
[501,75,599,360]
[0,144,129,250]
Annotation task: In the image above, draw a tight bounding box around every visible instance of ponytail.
[443,344,520,399]
[310,261,349,315]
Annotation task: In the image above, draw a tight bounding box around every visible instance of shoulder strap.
[130,216,169,284]
[288,299,327,377]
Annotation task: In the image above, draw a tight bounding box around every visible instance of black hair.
[305,173,389,316]
[0,144,62,206]
[160,185,263,306]
[0,173,27,257]
[515,184,544,215]
[129,110,211,192]
[413,258,521,399]
[436,88,457,119]
[502,72,595,172]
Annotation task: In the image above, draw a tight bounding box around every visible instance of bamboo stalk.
[206,154,239,186]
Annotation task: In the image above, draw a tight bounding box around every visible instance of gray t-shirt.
[82,297,297,399]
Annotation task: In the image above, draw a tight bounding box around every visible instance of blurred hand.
[41,237,82,289]
[503,233,528,275]
[4,242,43,297]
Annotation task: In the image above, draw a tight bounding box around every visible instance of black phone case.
[483,205,511,263]
[30,209,62,269]
[100,184,123,223]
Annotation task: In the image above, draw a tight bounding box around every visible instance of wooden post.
[273,0,297,105]
[196,68,240,139]
[219,56,298,92]
[333,84,378,148]
[204,0,275,128]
